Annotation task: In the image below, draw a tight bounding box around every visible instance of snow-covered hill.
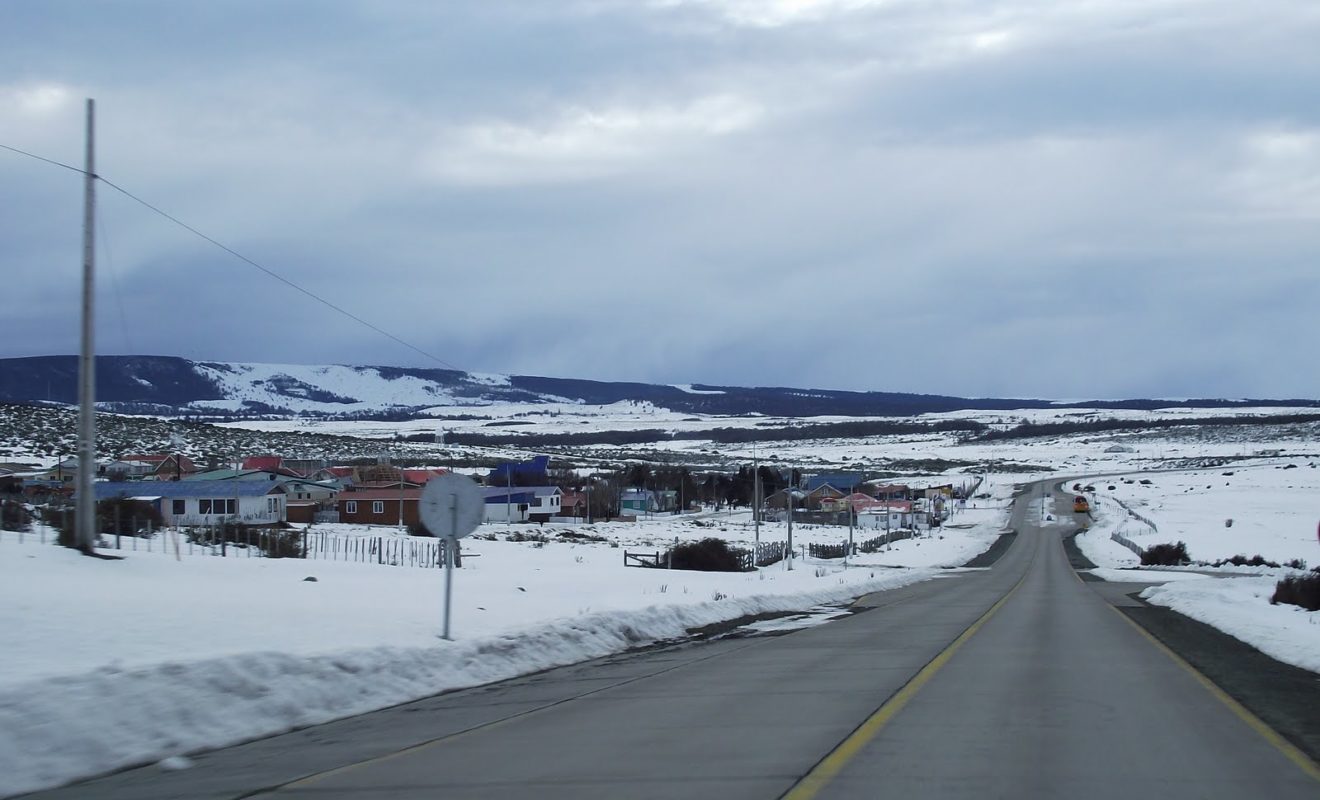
[2,355,1313,421]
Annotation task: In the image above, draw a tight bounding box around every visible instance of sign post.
[420,474,484,640]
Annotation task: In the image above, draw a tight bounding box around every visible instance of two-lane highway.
[28,482,1319,799]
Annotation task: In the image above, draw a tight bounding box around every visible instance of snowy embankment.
[1073,464,1320,675]
[0,508,1006,798]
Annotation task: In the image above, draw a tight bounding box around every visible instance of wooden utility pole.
[75,98,97,554]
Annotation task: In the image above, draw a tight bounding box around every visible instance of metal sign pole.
[443,537,454,640]
[421,473,483,641]
[442,493,457,640]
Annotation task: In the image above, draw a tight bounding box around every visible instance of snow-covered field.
[2,403,1318,797]
[1074,462,1320,677]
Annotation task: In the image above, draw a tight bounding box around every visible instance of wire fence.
[0,523,460,569]
[1110,496,1159,533]
[1110,531,1145,557]
[1105,496,1157,557]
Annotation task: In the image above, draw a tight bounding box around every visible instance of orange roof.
[402,468,449,484]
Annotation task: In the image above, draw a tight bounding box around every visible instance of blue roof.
[805,474,863,492]
[489,456,550,481]
[92,481,283,500]
[482,487,535,504]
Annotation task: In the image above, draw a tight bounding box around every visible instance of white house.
[482,486,562,523]
[92,481,287,526]
[856,506,915,531]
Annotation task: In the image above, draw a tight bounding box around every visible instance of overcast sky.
[3,0,1318,401]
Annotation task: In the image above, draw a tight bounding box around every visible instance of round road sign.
[420,473,485,539]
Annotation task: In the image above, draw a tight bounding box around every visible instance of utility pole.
[847,499,854,564]
[74,98,97,555]
[752,447,760,552]
[785,466,794,571]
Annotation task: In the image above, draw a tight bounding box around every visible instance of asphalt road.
[28,482,1320,799]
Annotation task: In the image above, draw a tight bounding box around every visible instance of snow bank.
[1141,575,1320,674]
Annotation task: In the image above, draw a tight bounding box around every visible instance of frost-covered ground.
[1074,462,1320,676]
[0,495,1007,798]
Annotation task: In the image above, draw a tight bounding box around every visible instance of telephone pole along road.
[29,481,1320,799]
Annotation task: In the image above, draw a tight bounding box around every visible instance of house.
[38,458,83,484]
[281,457,329,476]
[806,484,847,510]
[239,455,329,477]
[805,474,864,494]
[620,489,657,514]
[120,453,198,480]
[870,484,911,501]
[857,505,914,531]
[279,478,340,503]
[186,468,301,482]
[488,456,550,485]
[524,486,561,521]
[821,491,881,514]
[763,488,805,510]
[845,493,887,513]
[401,468,449,485]
[559,490,587,518]
[308,466,356,484]
[481,485,560,523]
[90,480,287,526]
[242,455,295,474]
[335,488,422,527]
[101,459,156,480]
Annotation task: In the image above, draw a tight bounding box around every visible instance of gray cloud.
[2,0,1318,400]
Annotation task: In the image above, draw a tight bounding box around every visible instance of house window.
[200,499,236,515]
[372,501,385,515]
[345,501,357,514]
[172,499,185,515]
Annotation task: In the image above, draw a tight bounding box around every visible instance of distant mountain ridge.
[0,355,1313,419]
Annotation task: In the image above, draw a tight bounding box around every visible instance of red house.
[336,487,423,527]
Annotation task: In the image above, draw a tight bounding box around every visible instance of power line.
[0,142,84,175]
[2,141,462,372]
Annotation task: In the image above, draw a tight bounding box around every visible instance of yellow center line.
[782,572,1027,800]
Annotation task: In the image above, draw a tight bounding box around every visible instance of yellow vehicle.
[1073,495,1090,514]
